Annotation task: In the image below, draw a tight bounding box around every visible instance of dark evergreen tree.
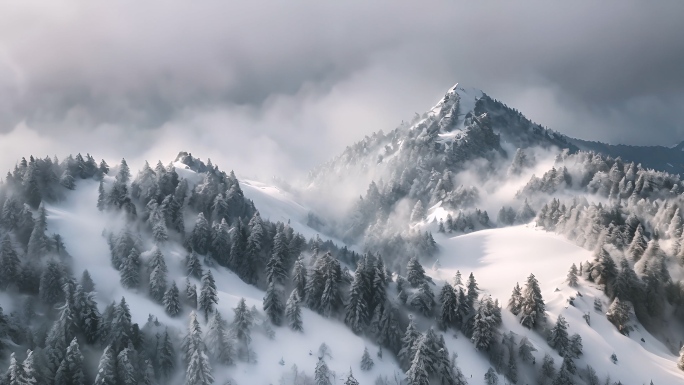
[185,251,203,280]
[97,181,106,211]
[116,347,137,385]
[263,281,284,326]
[285,290,303,332]
[438,283,458,330]
[190,213,211,255]
[314,357,332,385]
[398,317,421,370]
[186,278,198,309]
[519,273,544,329]
[292,256,307,300]
[549,315,570,357]
[199,270,218,321]
[163,281,182,317]
[158,329,176,380]
[39,259,65,305]
[360,347,374,371]
[345,266,370,334]
[508,283,522,315]
[0,236,21,288]
[268,229,289,285]
[210,219,231,266]
[183,312,214,385]
[79,290,101,344]
[80,270,95,293]
[206,311,235,366]
[120,248,141,289]
[410,281,436,317]
[344,369,359,385]
[148,249,168,303]
[471,298,496,352]
[54,338,84,385]
[232,298,253,360]
[406,257,426,287]
[466,273,478,308]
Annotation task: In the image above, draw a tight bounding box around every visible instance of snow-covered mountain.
[1,83,684,385]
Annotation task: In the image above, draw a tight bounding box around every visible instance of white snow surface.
[39,175,684,384]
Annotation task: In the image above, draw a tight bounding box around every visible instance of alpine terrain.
[0,83,683,385]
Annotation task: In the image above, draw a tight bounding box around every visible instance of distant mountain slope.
[570,138,684,175]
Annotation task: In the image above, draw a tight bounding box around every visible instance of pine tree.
[344,369,359,385]
[116,347,137,385]
[567,264,579,287]
[508,283,523,315]
[232,298,253,360]
[80,290,102,344]
[109,297,133,353]
[120,248,141,289]
[466,273,478,308]
[410,200,425,222]
[519,273,545,328]
[263,281,284,326]
[406,257,426,287]
[484,367,498,385]
[19,350,38,385]
[149,265,167,304]
[8,353,24,385]
[315,358,332,385]
[80,270,95,293]
[677,345,684,371]
[345,266,369,334]
[39,259,65,305]
[268,229,289,285]
[97,181,106,211]
[163,281,182,317]
[549,315,570,356]
[199,270,218,321]
[183,312,214,385]
[518,336,537,363]
[405,336,431,385]
[398,317,421,370]
[360,347,374,370]
[606,297,632,335]
[206,311,235,366]
[210,219,231,266]
[0,235,21,288]
[627,224,647,261]
[292,256,307,300]
[190,213,211,255]
[154,330,175,381]
[438,282,458,330]
[54,338,85,385]
[471,298,495,351]
[285,289,304,332]
[186,251,203,280]
[185,278,198,309]
[541,354,556,380]
[410,281,435,317]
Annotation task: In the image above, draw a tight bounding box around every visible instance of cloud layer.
[0,1,683,178]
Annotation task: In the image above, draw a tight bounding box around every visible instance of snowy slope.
[40,173,684,384]
[44,177,402,384]
[433,225,684,385]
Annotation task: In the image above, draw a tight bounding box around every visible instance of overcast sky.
[0,1,682,179]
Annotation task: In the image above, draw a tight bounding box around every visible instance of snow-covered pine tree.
[345,265,370,334]
[39,259,66,305]
[163,281,182,317]
[190,213,211,255]
[471,297,496,351]
[210,219,231,266]
[406,257,426,287]
[410,281,435,317]
[410,200,425,222]
[518,336,537,363]
[263,281,284,326]
[157,329,176,380]
[206,311,235,366]
[548,315,570,357]
[80,269,95,293]
[183,312,214,385]
[149,265,167,304]
[54,338,85,385]
[199,270,218,321]
[292,256,307,300]
[398,317,422,370]
[186,278,198,309]
[116,347,137,385]
[508,283,523,315]
[120,249,141,289]
[185,250,203,279]
[405,336,431,385]
[285,290,303,332]
[344,368,359,385]
[232,298,253,360]
[466,273,478,308]
[19,349,38,385]
[627,224,647,261]
[567,264,579,287]
[268,229,289,286]
[606,297,632,335]
[0,235,21,288]
[370,302,402,354]
[79,290,101,344]
[360,347,374,371]
[519,273,545,328]
[438,282,458,330]
[314,357,332,385]
[8,353,23,385]
[678,345,684,371]
[484,367,498,385]
[97,180,106,211]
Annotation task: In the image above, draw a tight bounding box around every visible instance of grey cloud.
[0,1,682,178]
